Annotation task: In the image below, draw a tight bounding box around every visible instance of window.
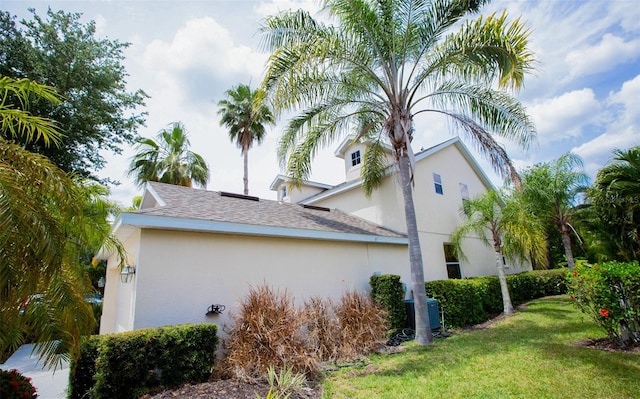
[443,244,462,279]
[433,173,443,195]
[459,183,470,214]
[351,150,361,167]
[281,186,287,198]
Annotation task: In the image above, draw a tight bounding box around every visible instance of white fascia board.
[139,182,166,209]
[448,138,498,192]
[299,178,364,204]
[120,213,408,245]
[269,174,334,191]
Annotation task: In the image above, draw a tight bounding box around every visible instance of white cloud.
[566,34,640,79]
[572,75,640,176]
[142,17,265,80]
[526,89,601,143]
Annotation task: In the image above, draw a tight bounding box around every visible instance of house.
[99,137,530,335]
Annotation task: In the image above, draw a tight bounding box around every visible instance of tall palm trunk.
[560,225,575,268]
[494,246,514,315]
[243,148,249,195]
[398,154,433,344]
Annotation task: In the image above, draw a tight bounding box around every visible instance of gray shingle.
[137,182,405,238]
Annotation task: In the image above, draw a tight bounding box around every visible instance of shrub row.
[370,269,567,330]
[69,323,218,399]
[424,269,567,328]
[568,261,639,347]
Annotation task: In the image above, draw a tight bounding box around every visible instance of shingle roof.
[133,182,405,239]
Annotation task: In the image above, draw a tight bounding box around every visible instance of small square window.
[433,173,443,195]
[351,150,361,167]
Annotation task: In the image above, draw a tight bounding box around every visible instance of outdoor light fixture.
[120,264,136,283]
[206,304,225,315]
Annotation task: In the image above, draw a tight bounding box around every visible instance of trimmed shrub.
[425,270,569,328]
[568,261,640,347]
[369,274,406,331]
[425,279,487,327]
[69,335,100,399]
[69,323,218,399]
[0,368,37,399]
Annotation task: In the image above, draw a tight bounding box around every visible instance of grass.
[322,296,640,398]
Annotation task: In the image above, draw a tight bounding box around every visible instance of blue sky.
[4,0,639,206]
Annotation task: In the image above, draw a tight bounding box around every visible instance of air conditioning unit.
[405,298,440,331]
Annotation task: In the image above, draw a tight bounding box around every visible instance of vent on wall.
[301,204,330,212]
[220,191,260,201]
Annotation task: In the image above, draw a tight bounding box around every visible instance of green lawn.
[322,296,640,398]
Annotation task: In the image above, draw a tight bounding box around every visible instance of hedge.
[69,323,218,399]
[370,274,407,331]
[425,269,568,328]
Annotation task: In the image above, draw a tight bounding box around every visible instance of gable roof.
[300,137,496,204]
[105,182,407,255]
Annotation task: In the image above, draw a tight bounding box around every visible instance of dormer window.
[351,150,361,167]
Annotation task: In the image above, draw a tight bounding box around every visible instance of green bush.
[425,270,569,328]
[568,261,640,347]
[69,323,218,399]
[425,279,487,327]
[369,274,406,331]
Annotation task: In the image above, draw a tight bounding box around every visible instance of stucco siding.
[100,229,141,334]
[124,229,408,335]
[307,143,530,280]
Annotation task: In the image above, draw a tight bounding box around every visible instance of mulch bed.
[574,337,640,354]
[146,378,321,399]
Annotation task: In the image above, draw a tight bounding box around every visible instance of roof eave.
[119,213,407,245]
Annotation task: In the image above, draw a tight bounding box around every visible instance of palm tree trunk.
[560,226,575,268]
[494,249,514,315]
[243,150,249,195]
[398,154,433,345]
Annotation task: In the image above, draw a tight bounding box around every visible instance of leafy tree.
[218,83,275,195]
[587,146,640,261]
[260,0,535,344]
[451,189,547,314]
[128,122,210,188]
[1,76,122,368]
[0,9,147,180]
[521,153,589,268]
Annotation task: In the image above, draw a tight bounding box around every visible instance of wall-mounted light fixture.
[206,304,225,315]
[120,264,136,283]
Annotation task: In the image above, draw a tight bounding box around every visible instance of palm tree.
[260,0,536,344]
[218,84,274,195]
[1,76,108,368]
[128,122,209,188]
[451,189,547,314]
[588,146,640,261]
[521,153,589,268]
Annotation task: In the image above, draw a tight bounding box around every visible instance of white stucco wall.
[100,228,141,334]
[100,229,409,337]
[309,143,530,281]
